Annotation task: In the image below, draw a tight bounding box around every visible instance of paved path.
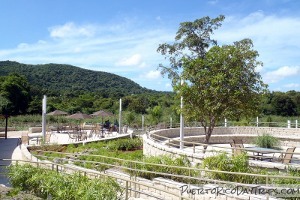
[0,130,130,186]
[0,131,24,187]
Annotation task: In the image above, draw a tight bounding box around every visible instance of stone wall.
[144,127,300,165]
[150,127,300,140]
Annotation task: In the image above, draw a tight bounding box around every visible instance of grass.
[254,133,279,148]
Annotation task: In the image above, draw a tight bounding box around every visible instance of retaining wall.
[143,127,300,165]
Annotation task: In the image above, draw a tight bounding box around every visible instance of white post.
[287,120,291,128]
[42,95,47,139]
[119,98,122,134]
[170,117,172,128]
[296,120,298,129]
[142,115,144,131]
[256,116,259,127]
[180,79,184,150]
[224,118,227,127]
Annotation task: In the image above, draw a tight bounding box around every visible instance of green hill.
[0,60,154,97]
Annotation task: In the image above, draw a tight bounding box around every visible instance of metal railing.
[1,158,192,200]
[30,151,300,184]
[3,147,300,199]
[147,131,300,162]
[142,119,300,130]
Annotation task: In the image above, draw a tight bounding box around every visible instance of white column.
[142,115,144,131]
[224,118,227,127]
[170,117,172,128]
[119,98,122,134]
[256,116,259,127]
[180,79,184,150]
[296,120,298,129]
[180,96,184,149]
[42,95,47,139]
[287,120,291,128]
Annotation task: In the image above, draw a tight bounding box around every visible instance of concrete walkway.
[0,130,131,186]
[0,131,24,186]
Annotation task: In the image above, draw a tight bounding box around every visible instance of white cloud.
[2,12,300,92]
[284,83,300,88]
[37,40,47,45]
[17,43,29,49]
[216,11,300,68]
[49,22,95,38]
[165,83,172,88]
[116,54,142,66]
[263,66,300,83]
[207,0,218,5]
[144,70,161,80]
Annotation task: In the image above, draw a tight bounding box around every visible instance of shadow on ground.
[0,138,19,186]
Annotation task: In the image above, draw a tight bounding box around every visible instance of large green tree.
[158,15,267,145]
[271,92,297,116]
[0,73,31,115]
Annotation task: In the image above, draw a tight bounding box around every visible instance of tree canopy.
[158,15,268,144]
[0,73,31,115]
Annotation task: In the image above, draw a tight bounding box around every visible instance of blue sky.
[0,0,299,92]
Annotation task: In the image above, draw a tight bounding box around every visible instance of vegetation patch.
[254,133,279,148]
[31,137,144,171]
[202,152,300,186]
[202,152,267,184]
[8,164,122,200]
[125,155,200,183]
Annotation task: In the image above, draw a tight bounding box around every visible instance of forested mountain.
[0,60,154,97]
[1,61,300,118]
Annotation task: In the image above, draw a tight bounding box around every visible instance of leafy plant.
[254,133,279,148]
[202,152,266,184]
[126,155,200,183]
[106,137,142,151]
[8,164,122,199]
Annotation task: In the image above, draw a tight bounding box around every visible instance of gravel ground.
[0,185,42,200]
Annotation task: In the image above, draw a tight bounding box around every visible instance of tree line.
[1,73,300,120]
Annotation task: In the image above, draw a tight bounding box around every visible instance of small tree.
[125,112,135,126]
[147,105,163,125]
[158,16,267,146]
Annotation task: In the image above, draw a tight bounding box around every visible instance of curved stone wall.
[150,127,300,139]
[143,127,300,163]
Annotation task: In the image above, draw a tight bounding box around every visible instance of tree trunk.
[202,122,215,153]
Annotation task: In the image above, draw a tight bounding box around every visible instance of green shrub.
[272,167,300,185]
[126,155,200,183]
[8,164,122,200]
[106,137,142,151]
[202,152,266,184]
[254,133,279,148]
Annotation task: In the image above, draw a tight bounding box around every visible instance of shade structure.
[66,112,92,120]
[47,110,68,116]
[91,110,114,127]
[91,110,114,117]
